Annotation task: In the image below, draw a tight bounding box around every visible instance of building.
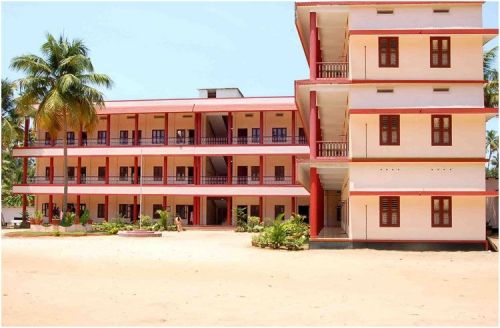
[12,1,499,249]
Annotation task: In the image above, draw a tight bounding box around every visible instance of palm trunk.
[488,148,493,172]
[62,109,68,219]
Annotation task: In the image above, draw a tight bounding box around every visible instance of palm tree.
[486,130,498,171]
[484,46,498,108]
[11,33,112,218]
[1,79,23,148]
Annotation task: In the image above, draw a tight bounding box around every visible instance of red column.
[104,195,109,222]
[133,196,138,223]
[164,113,169,145]
[75,195,81,224]
[48,195,53,223]
[106,114,111,146]
[195,113,201,144]
[259,111,264,144]
[49,157,54,184]
[78,127,83,146]
[105,157,110,184]
[259,155,264,185]
[134,156,139,184]
[163,196,167,210]
[310,167,319,237]
[77,157,81,184]
[22,194,27,221]
[24,117,30,147]
[22,158,28,184]
[194,196,200,225]
[227,156,232,185]
[163,156,168,185]
[291,111,296,144]
[319,185,324,233]
[310,91,317,159]
[259,197,263,223]
[227,112,232,144]
[134,114,139,145]
[292,197,296,215]
[226,197,232,225]
[309,11,317,80]
[194,156,201,184]
[292,155,296,184]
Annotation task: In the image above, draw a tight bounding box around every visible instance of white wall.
[2,207,35,223]
[349,196,485,241]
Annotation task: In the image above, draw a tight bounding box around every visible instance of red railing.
[317,141,348,158]
[317,62,349,79]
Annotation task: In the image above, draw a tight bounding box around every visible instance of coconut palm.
[486,129,498,171]
[484,46,498,108]
[11,33,112,216]
[1,79,23,148]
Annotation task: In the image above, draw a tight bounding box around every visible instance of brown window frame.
[430,36,451,68]
[153,166,163,181]
[97,203,105,218]
[431,196,452,227]
[274,205,285,219]
[431,115,452,146]
[378,37,399,68]
[379,115,400,146]
[379,196,400,227]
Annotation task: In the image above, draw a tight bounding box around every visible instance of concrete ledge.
[117,230,162,237]
[309,240,487,251]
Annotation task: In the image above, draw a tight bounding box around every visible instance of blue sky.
[1,1,498,114]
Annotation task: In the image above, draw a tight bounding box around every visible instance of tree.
[11,33,112,217]
[484,46,498,108]
[486,130,498,170]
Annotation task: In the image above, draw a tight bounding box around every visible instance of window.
[44,132,51,145]
[97,131,107,144]
[67,131,75,145]
[153,204,163,219]
[97,204,105,218]
[153,166,163,181]
[377,9,394,14]
[119,166,128,181]
[433,8,450,13]
[433,87,449,92]
[430,37,450,68]
[432,196,452,227]
[42,203,49,216]
[274,205,285,219]
[45,167,50,180]
[176,166,186,181]
[79,203,87,213]
[252,128,260,144]
[272,128,287,143]
[176,129,186,144]
[298,128,306,144]
[152,130,165,144]
[119,130,128,144]
[380,115,400,145]
[250,205,260,217]
[251,166,260,182]
[380,196,400,227]
[275,166,285,181]
[379,37,399,67]
[118,204,132,218]
[432,115,452,146]
[68,167,75,181]
[207,90,216,98]
[98,167,106,181]
[377,88,394,93]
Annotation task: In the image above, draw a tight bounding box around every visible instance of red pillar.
[195,112,201,144]
[163,156,168,185]
[259,155,264,185]
[49,157,54,184]
[292,197,296,215]
[22,158,28,184]
[22,194,27,221]
[259,111,264,144]
[77,157,81,184]
[227,112,232,144]
[104,195,109,222]
[194,196,200,225]
[226,197,232,225]
[309,11,317,80]
[48,195,53,223]
[319,185,324,233]
[163,196,167,210]
[310,167,319,237]
[134,156,139,184]
[134,114,139,145]
[310,91,317,159]
[227,156,232,184]
[292,111,296,144]
[259,197,263,222]
[164,113,169,145]
[105,157,110,184]
[133,195,138,223]
[78,127,83,146]
[106,114,111,146]
[292,155,296,184]
[75,195,81,224]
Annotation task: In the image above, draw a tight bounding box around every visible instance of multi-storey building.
[13,88,310,226]
[12,1,499,249]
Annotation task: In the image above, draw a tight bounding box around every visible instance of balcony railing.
[201,176,228,184]
[317,141,349,158]
[232,176,261,185]
[317,62,349,79]
[26,135,309,148]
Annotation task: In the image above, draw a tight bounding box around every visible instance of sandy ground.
[1,231,498,326]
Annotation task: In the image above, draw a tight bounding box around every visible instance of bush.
[32,210,44,225]
[252,213,309,251]
[60,212,75,227]
[140,215,152,227]
[235,226,246,233]
[80,209,90,225]
[247,216,260,229]
[92,221,126,235]
[156,209,171,229]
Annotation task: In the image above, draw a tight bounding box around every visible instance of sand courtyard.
[1,230,498,326]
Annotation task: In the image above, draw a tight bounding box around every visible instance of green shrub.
[32,210,44,225]
[252,213,309,250]
[235,226,246,233]
[80,209,90,225]
[140,215,152,227]
[60,212,75,227]
[155,209,171,229]
[53,230,61,237]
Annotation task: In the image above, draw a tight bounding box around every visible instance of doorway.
[236,166,248,184]
[298,205,309,223]
[206,197,227,225]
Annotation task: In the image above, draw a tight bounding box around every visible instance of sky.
[1,0,499,132]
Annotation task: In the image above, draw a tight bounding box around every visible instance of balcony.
[316,62,349,79]
[317,141,348,158]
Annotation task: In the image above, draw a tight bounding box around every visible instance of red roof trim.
[296,1,483,6]
[350,28,498,35]
[350,191,498,196]
[350,157,488,163]
[349,107,498,114]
